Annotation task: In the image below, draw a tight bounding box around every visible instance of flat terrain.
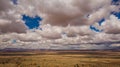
[0,50,120,67]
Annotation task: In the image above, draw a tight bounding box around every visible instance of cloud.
[0,0,120,50]
[102,15,120,34]
[0,0,13,11]
[0,20,27,33]
[0,0,27,33]
[18,0,118,26]
[0,30,120,49]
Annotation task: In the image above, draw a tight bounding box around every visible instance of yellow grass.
[0,51,120,67]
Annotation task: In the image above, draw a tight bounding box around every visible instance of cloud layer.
[0,0,27,34]
[0,0,120,50]
[18,0,118,26]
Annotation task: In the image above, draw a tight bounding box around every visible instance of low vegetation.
[0,51,119,67]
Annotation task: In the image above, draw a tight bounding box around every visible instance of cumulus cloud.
[102,15,120,34]
[0,0,27,33]
[0,29,120,49]
[0,0,120,50]
[0,20,27,33]
[37,24,94,39]
[0,0,13,11]
[18,0,118,26]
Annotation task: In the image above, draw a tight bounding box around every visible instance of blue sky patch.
[11,39,17,44]
[98,18,105,26]
[112,0,120,5]
[90,25,103,32]
[89,18,105,32]
[22,15,42,29]
[11,0,18,5]
[112,0,119,2]
[111,12,120,19]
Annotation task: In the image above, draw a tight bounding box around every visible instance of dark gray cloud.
[0,0,27,33]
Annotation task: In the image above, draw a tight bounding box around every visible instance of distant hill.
[0,48,30,52]
[0,47,120,52]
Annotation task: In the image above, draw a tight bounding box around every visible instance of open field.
[0,50,120,67]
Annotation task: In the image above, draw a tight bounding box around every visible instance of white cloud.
[0,0,120,50]
[102,15,120,34]
[18,0,118,26]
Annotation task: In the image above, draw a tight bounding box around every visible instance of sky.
[0,0,120,50]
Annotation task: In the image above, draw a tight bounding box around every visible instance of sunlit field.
[0,50,120,67]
